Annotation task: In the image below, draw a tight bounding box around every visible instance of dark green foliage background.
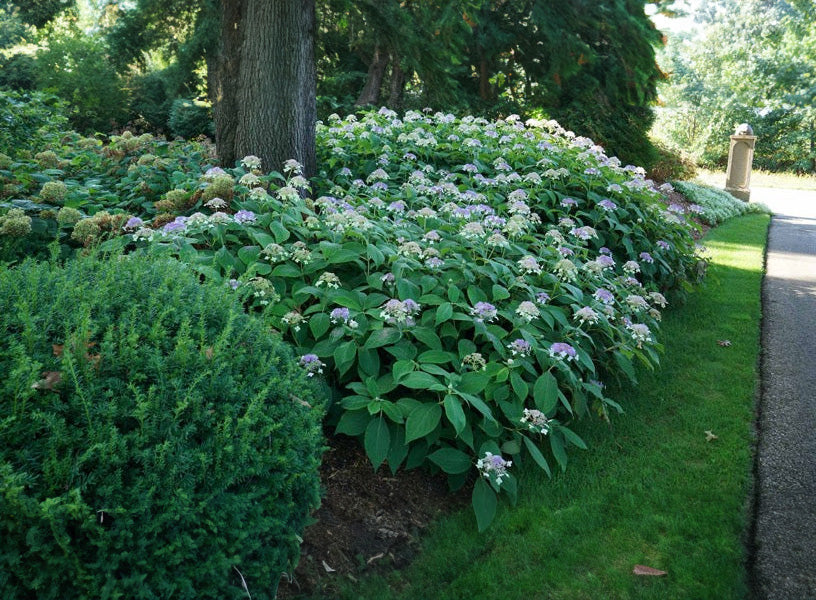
[0,253,326,599]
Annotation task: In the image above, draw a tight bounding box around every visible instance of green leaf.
[341,395,371,410]
[367,243,385,266]
[472,477,497,532]
[364,416,391,469]
[444,394,467,435]
[614,352,638,383]
[364,327,402,349]
[392,359,415,382]
[435,302,454,325]
[550,432,568,472]
[237,245,261,265]
[533,372,559,413]
[333,340,357,376]
[270,220,290,243]
[271,264,301,278]
[397,278,421,299]
[387,427,408,475]
[467,285,487,305]
[459,371,490,395]
[357,348,380,377]
[492,284,510,301]
[428,448,472,474]
[405,403,442,443]
[460,393,496,423]
[560,426,588,450]
[417,349,455,364]
[522,436,552,477]
[510,371,529,401]
[331,290,363,310]
[335,410,371,436]
[411,326,442,350]
[249,230,275,247]
[309,313,331,339]
[447,284,461,303]
[215,247,236,271]
[401,371,446,392]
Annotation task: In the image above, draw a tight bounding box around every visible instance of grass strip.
[340,213,769,600]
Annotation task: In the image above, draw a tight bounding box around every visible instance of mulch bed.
[276,435,468,599]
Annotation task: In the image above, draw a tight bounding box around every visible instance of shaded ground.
[277,435,468,599]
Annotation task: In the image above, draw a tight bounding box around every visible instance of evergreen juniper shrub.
[0,252,326,599]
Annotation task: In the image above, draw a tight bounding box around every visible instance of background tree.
[653,0,816,171]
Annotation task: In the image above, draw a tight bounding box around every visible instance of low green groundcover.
[0,253,326,599]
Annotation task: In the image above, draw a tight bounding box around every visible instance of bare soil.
[276,435,468,599]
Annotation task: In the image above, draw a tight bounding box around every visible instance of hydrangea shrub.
[123,110,702,529]
[0,105,705,529]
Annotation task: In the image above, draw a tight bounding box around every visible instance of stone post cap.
[734,123,754,136]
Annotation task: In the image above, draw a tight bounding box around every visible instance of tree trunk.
[387,60,406,109]
[212,0,316,176]
[478,50,492,101]
[355,44,389,106]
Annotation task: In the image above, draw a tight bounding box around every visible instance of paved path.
[750,187,816,599]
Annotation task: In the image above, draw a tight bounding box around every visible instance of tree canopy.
[654,0,816,171]
[2,0,680,168]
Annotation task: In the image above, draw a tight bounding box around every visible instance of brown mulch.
[276,435,469,599]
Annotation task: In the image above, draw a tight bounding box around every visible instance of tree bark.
[213,0,316,176]
[387,59,406,109]
[478,50,492,101]
[354,44,389,106]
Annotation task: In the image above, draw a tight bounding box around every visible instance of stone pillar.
[725,123,757,201]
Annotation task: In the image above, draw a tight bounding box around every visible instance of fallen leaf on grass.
[633,564,667,577]
[322,560,336,573]
[366,552,385,565]
[705,430,718,442]
[717,340,732,347]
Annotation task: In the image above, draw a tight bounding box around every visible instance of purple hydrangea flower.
[560,197,578,208]
[299,353,326,377]
[593,288,615,304]
[162,219,186,233]
[639,251,654,264]
[598,198,618,212]
[549,342,577,361]
[470,301,498,322]
[596,254,616,269]
[227,279,240,290]
[123,216,144,231]
[599,247,612,255]
[330,307,351,324]
[656,240,671,250]
[507,339,532,357]
[234,210,257,224]
[535,292,550,305]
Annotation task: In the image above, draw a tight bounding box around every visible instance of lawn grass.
[696,168,816,191]
[337,214,769,600]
